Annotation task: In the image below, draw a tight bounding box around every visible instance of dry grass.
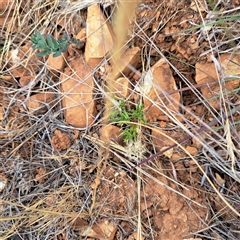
[0,0,240,239]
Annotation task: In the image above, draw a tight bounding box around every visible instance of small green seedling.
[31,30,82,57]
[110,99,146,143]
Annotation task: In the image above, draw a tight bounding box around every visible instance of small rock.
[1,75,15,84]
[185,146,198,155]
[158,115,169,122]
[99,125,123,144]
[142,58,180,121]
[19,75,34,87]
[26,92,56,115]
[85,4,114,68]
[128,232,145,240]
[75,28,86,44]
[112,47,140,79]
[114,77,131,98]
[132,70,141,81]
[35,168,47,184]
[70,217,88,231]
[8,67,29,78]
[0,107,4,120]
[60,57,96,128]
[195,54,240,109]
[0,0,16,9]
[195,105,204,115]
[45,193,57,207]
[214,196,232,220]
[81,220,117,240]
[159,121,167,128]
[182,188,198,199]
[183,238,202,240]
[0,3,14,27]
[7,45,40,77]
[47,51,67,73]
[171,153,182,160]
[192,131,207,148]
[168,194,184,215]
[51,129,71,152]
[0,174,8,193]
[190,0,207,12]
[215,173,225,185]
[152,128,173,150]
[152,128,181,153]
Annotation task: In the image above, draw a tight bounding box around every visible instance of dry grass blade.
[0,0,240,239]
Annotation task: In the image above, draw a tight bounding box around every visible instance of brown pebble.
[159,121,167,128]
[185,146,198,155]
[132,70,141,81]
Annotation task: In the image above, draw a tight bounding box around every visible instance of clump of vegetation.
[31,30,82,57]
[30,31,146,143]
[110,99,146,143]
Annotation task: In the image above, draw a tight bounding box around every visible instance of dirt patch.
[51,129,71,152]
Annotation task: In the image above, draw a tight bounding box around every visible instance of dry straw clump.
[0,0,240,239]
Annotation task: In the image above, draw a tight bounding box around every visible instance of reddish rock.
[51,129,71,152]
[0,107,4,121]
[26,92,56,115]
[35,168,47,184]
[152,128,187,158]
[114,77,131,98]
[0,0,15,9]
[47,51,67,73]
[60,57,96,128]
[195,54,240,109]
[19,75,34,87]
[75,28,86,44]
[143,58,180,121]
[81,219,117,240]
[128,232,145,240]
[0,0,15,27]
[132,70,141,81]
[1,75,14,84]
[112,47,140,79]
[0,11,12,27]
[99,125,123,144]
[7,46,39,77]
[0,173,8,193]
[185,146,198,155]
[85,4,114,68]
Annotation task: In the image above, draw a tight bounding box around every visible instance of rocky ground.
[0,0,240,240]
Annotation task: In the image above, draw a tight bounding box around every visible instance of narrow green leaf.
[36,30,46,45]
[53,51,62,57]
[46,34,55,49]
[60,42,70,52]
[64,32,68,40]
[51,36,59,49]
[72,38,81,46]
[35,41,47,49]
[37,49,52,57]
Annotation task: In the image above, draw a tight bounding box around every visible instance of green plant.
[110,99,146,143]
[31,30,81,57]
